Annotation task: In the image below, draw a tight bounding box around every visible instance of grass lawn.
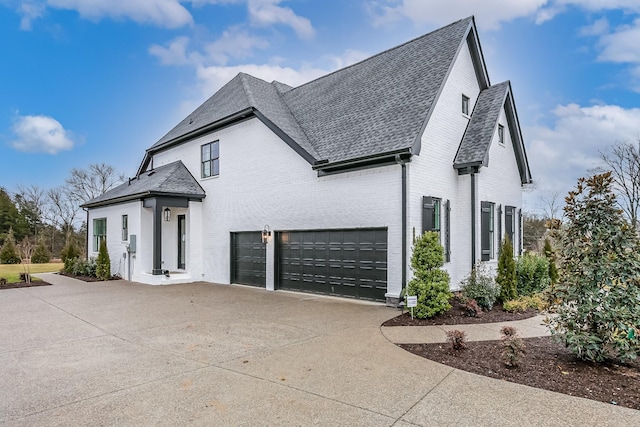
[0,263,63,283]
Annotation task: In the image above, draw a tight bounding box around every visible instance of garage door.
[277,228,387,301]
[231,232,266,287]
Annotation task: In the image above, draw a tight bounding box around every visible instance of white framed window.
[93,218,107,252]
[122,215,128,241]
[201,141,220,178]
[462,94,470,116]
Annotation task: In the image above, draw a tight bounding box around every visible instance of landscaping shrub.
[463,298,483,317]
[96,240,111,280]
[68,258,97,277]
[460,263,499,311]
[31,239,51,264]
[503,294,545,313]
[0,229,21,264]
[405,231,452,318]
[445,329,467,351]
[497,235,517,302]
[543,238,558,285]
[547,172,640,363]
[501,326,526,367]
[516,252,550,296]
[61,240,81,263]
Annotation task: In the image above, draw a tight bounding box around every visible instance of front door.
[178,215,186,270]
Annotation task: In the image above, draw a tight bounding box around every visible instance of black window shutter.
[480,201,491,261]
[497,205,502,250]
[423,196,434,234]
[518,209,523,255]
[505,206,515,248]
[445,199,451,262]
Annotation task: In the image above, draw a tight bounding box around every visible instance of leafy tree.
[95,239,111,280]
[31,238,51,264]
[406,231,451,318]
[496,234,517,301]
[547,172,640,362]
[0,228,21,264]
[0,188,28,243]
[515,252,550,296]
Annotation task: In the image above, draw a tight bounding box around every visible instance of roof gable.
[82,160,205,208]
[454,81,532,184]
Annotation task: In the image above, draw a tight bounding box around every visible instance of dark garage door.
[277,228,387,301]
[231,232,266,287]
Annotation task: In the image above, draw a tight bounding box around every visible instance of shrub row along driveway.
[1,274,638,426]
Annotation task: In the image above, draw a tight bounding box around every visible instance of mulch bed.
[58,272,111,282]
[0,281,52,290]
[401,337,640,410]
[382,299,538,326]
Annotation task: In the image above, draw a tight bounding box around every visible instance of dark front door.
[231,232,266,287]
[276,228,387,301]
[178,215,186,270]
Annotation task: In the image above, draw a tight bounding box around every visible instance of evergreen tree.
[31,238,51,264]
[406,231,452,318]
[497,234,517,301]
[96,239,111,280]
[543,238,558,285]
[0,228,21,264]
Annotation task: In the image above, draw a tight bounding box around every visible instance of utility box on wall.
[128,235,137,253]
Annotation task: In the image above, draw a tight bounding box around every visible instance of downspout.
[395,154,409,306]
[83,207,89,259]
[470,172,476,269]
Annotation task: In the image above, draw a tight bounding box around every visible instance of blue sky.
[1,1,640,214]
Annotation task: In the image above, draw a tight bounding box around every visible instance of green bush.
[61,241,81,263]
[547,173,640,363]
[497,235,517,301]
[543,238,558,285]
[31,239,51,264]
[503,294,545,313]
[67,258,97,277]
[96,240,111,280]
[405,231,451,318]
[461,263,500,311]
[0,229,21,264]
[516,252,550,296]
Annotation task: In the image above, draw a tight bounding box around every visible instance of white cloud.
[11,115,76,154]
[204,26,269,65]
[597,18,640,63]
[524,103,640,211]
[18,1,46,30]
[247,0,315,39]
[367,0,549,30]
[195,62,326,95]
[579,17,609,36]
[149,36,193,66]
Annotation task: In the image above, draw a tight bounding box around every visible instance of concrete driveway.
[1,274,638,426]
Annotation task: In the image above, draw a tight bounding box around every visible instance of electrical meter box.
[128,235,137,253]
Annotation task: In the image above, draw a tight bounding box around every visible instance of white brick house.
[82,16,532,305]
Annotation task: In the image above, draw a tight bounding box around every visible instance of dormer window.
[462,94,470,116]
[498,124,505,145]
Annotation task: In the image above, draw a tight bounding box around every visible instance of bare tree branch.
[65,163,125,204]
[600,140,640,228]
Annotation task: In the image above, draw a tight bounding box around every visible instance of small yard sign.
[407,295,418,320]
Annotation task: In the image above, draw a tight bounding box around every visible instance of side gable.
[453,81,532,185]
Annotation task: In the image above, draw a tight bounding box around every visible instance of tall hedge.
[96,239,111,281]
[0,228,21,264]
[497,234,517,301]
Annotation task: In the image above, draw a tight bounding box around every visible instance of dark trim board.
[275,227,388,302]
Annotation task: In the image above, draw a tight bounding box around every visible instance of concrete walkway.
[381,314,550,344]
[1,274,638,426]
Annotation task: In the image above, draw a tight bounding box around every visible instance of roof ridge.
[289,16,473,92]
[269,80,316,155]
[238,72,258,106]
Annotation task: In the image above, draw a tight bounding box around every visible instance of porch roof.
[81,160,205,209]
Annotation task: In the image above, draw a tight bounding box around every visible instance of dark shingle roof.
[454,81,510,167]
[81,161,205,208]
[148,17,475,164]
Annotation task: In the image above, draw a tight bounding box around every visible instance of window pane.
[202,144,210,161]
[202,161,211,177]
[212,141,219,159]
[212,158,219,176]
[433,200,441,231]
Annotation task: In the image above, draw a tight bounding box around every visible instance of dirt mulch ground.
[58,272,113,282]
[382,299,538,326]
[401,336,640,410]
[0,281,52,290]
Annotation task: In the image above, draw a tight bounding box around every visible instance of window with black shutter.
[481,201,495,261]
[422,196,441,236]
[505,206,515,249]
